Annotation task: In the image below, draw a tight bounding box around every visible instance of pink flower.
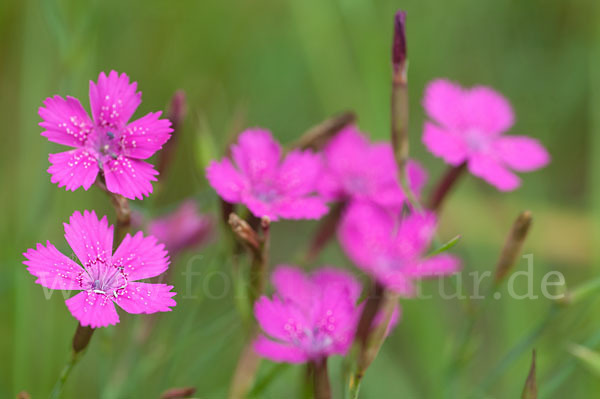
[148,200,213,257]
[339,202,460,295]
[422,79,549,191]
[39,71,172,199]
[23,210,176,328]
[206,129,328,221]
[319,126,427,210]
[253,265,362,363]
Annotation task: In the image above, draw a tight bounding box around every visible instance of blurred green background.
[1,0,599,397]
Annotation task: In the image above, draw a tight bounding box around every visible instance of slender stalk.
[493,211,533,285]
[289,111,356,151]
[50,324,95,399]
[427,163,467,212]
[94,178,131,248]
[390,11,409,173]
[228,214,271,398]
[355,283,384,347]
[313,357,332,399]
[388,11,422,212]
[49,352,80,399]
[229,328,263,399]
[305,201,346,264]
[157,90,187,177]
[349,288,398,399]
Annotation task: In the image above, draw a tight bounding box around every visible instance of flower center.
[81,258,128,297]
[253,183,280,203]
[464,129,490,152]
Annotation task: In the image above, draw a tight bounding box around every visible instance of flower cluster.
[23,44,551,398]
[25,71,177,330]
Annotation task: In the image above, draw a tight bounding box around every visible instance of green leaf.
[429,235,461,256]
[568,343,600,376]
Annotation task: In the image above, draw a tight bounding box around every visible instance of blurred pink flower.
[23,210,176,328]
[422,79,550,191]
[148,200,213,257]
[339,202,460,295]
[319,126,427,210]
[253,265,361,363]
[206,129,328,221]
[39,71,172,199]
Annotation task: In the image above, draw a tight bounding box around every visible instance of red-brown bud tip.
[392,10,407,72]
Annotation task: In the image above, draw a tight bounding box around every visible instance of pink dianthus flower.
[23,210,176,328]
[148,200,213,257]
[206,129,328,221]
[319,126,427,210]
[253,265,362,363]
[39,71,172,199]
[422,79,549,191]
[339,202,460,296]
[253,265,401,363]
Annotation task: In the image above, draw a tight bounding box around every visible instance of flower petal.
[464,86,514,135]
[114,282,176,314]
[103,156,158,200]
[468,152,521,191]
[406,159,429,198]
[64,210,113,267]
[120,112,172,159]
[89,70,141,129]
[23,241,86,290]
[273,196,329,220]
[406,254,461,278]
[112,231,170,281]
[254,296,310,342]
[39,95,94,147]
[493,136,550,172]
[311,267,361,304]
[205,158,247,203]
[276,149,321,196]
[231,129,281,183]
[65,291,120,328]
[394,211,437,258]
[422,122,469,165]
[253,335,308,363]
[271,265,314,305]
[338,201,395,271]
[423,79,466,129]
[323,126,370,177]
[48,149,100,191]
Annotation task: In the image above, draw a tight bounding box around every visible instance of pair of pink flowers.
[25,71,178,328]
[206,125,426,221]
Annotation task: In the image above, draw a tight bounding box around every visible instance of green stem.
[49,352,81,399]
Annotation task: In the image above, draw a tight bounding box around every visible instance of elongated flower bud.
[158,90,187,176]
[521,350,537,399]
[392,10,407,82]
[160,387,197,399]
[228,213,260,252]
[494,211,532,284]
